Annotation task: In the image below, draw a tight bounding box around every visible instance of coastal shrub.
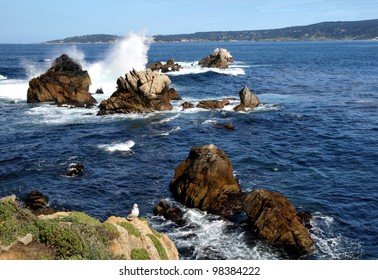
[118,222,141,238]
[63,211,102,226]
[131,248,149,260]
[0,201,39,246]
[147,234,168,260]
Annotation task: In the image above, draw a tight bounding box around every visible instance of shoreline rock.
[233,86,260,111]
[149,59,182,73]
[243,189,314,257]
[169,144,244,216]
[0,195,179,260]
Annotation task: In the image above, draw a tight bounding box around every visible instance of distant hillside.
[44,19,378,44]
[154,19,378,42]
[46,34,120,44]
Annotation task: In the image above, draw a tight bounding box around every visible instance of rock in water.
[243,189,314,257]
[169,144,244,216]
[98,68,177,115]
[233,86,260,111]
[25,190,49,209]
[198,48,233,69]
[153,200,185,226]
[27,54,96,107]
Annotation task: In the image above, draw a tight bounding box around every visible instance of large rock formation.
[233,86,260,111]
[98,68,179,115]
[0,195,179,260]
[243,189,314,257]
[27,54,96,107]
[169,144,244,216]
[198,48,234,69]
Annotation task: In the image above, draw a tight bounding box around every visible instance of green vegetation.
[147,234,168,260]
[0,201,118,259]
[118,222,141,238]
[131,248,150,260]
[46,34,119,44]
[153,19,378,42]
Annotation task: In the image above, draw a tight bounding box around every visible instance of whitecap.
[97,140,135,153]
[0,74,7,80]
[160,127,181,136]
[310,212,362,259]
[164,61,246,76]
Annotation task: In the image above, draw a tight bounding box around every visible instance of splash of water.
[87,32,150,95]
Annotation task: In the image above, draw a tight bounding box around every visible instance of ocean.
[0,36,377,260]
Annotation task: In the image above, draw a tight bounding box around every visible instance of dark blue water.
[0,40,377,260]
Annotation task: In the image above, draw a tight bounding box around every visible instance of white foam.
[156,208,280,260]
[0,79,28,101]
[310,212,362,259]
[98,140,135,153]
[0,74,7,80]
[160,127,181,136]
[165,61,245,76]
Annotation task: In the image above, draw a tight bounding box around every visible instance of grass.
[147,234,168,260]
[131,248,149,260]
[117,222,141,238]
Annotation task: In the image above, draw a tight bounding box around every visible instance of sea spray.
[87,32,150,96]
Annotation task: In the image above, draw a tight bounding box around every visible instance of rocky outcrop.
[233,86,260,111]
[98,68,177,115]
[154,200,185,226]
[198,48,233,69]
[169,144,244,216]
[149,59,182,73]
[243,189,314,257]
[105,216,179,260]
[0,195,179,260]
[65,163,84,177]
[197,98,230,109]
[27,54,96,107]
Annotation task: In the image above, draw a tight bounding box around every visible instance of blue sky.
[0,0,377,43]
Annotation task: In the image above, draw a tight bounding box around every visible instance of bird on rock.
[127,203,139,220]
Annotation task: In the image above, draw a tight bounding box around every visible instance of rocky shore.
[0,195,178,260]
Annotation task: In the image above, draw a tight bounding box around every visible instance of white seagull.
[127,203,139,220]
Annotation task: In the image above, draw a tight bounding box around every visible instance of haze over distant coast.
[43,19,378,44]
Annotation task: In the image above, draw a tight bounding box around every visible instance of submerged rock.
[27,54,96,107]
[169,144,244,216]
[198,48,233,69]
[98,68,177,115]
[197,98,230,109]
[65,163,84,177]
[243,189,314,257]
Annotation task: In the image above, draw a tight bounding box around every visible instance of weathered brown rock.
[98,68,176,115]
[181,101,195,110]
[65,163,84,177]
[233,86,260,111]
[154,200,185,226]
[169,144,244,216]
[197,98,230,109]
[149,59,182,73]
[212,123,235,131]
[25,190,48,210]
[27,54,96,107]
[198,48,233,69]
[243,189,314,257]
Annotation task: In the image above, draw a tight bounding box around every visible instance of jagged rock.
[94,88,104,94]
[105,216,179,260]
[27,54,96,107]
[169,144,244,216]
[197,98,230,109]
[153,200,185,226]
[25,191,48,210]
[233,86,260,111]
[98,69,176,115]
[198,48,233,69]
[149,59,182,73]
[243,189,314,257]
